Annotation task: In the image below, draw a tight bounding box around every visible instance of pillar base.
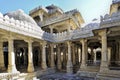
[50,65,55,69]
[0,65,6,70]
[42,62,47,70]
[67,66,73,73]
[80,63,87,70]
[97,70,120,80]
[27,63,34,73]
[7,65,19,73]
[99,61,109,73]
[99,66,109,73]
[67,60,73,73]
[0,67,6,71]
[57,63,62,70]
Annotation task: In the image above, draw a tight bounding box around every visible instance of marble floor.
[38,72,94,80]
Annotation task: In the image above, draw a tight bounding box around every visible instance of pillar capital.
[41,41,47,46]
[50,43,54,47]
[49,25,54,33]
[0,38,5,42]
[98,29,107,37]
[24,38,33,43]
[67,41,71,46]
[80,39,87,44]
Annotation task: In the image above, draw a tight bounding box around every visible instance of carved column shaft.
[57,45,61,70]
[94,50,97,64]
[99,30,109,72]
[0,41,5,70]
[78,48,81,63]
[39,13,43,21]
[50,27,53,33]
[7,39,18,73]
[72,44,75,65]
[50,44,55,68]
[67,41,73,73]
[108,47,111,65]
[119,41,120,62]
[41,42,47,70]
[23,47,27,66]
[27,40,34,72]
[80,39,87,69]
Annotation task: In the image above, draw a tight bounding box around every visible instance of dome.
[4,9,37,25]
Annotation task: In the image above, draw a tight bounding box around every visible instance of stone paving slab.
[38,73,94,80]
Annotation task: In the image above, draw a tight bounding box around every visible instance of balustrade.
[0,12,100,42]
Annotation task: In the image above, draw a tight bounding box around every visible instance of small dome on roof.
[46,4,63,13]
[4,9,37,25]
[112,0,120,4]
[46,4,59,10]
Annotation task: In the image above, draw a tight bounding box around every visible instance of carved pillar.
[7,38,18,73]
[0,41,5,70]
[50,44,55,68]
[99,30,109,72]
[67,26,70,32]
[74,45,77,64]
[91,47,94,60]
[119,41,120,64]
[67,41,73,73]
[72,44,75,65]
[50,27,53,33]
[78,48,81,63]
[115,42,119,61]
[27,40,34,72]
[39,12,43,21]
[23,47,27,66]
[57,45,61,70]
[94,50,97,64]
[41,42,47,70]
[108,47,111,65]
[80,39,87,70]
[63,45,66,69]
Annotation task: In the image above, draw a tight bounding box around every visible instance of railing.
[39,9,79,26]
[0,73,19,80]
[0,12,100,42]
[87,60,101,66]
[52,23,99,42]
[29,6,48,14]
[39,14,71,26]
[0,12,54,42]
[48,8,63,14]
[65,9,79,15]
[100,11,120,28]
[109,61,120,70]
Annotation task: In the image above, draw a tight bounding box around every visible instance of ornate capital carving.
[24,38,33,45]
[98,29,107,37]
[41,41,47,46]
[80,39,87,43]
[67,41,71,46]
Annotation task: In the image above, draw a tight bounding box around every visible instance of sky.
[0,0,112,23]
